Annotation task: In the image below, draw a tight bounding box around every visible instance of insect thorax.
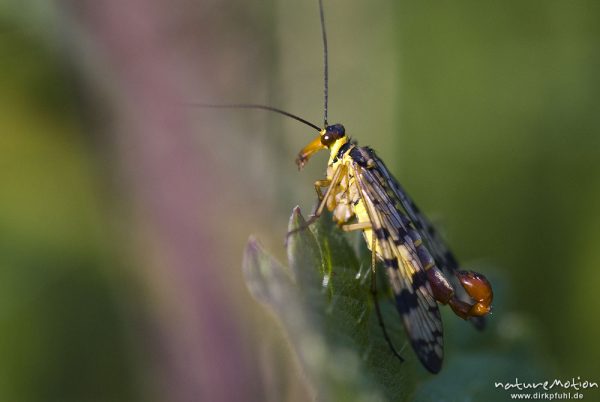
[324,140,374,250]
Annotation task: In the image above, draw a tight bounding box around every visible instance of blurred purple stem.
[64,1,262,401]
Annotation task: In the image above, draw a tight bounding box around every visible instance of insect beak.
[295,133,326,170]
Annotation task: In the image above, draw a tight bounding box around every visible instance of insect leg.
[286,164,345,239]
[349,171,404,362]
[341,222,371,232]
[370,233,404,363]
[309,164,344,220]
[314,179,331,201]
[330,180,404,361]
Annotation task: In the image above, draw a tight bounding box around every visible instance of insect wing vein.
[353,155,444,373]
[368,152,483,323]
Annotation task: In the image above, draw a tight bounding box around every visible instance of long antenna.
[318,0,329,126]
[187,103,321,132]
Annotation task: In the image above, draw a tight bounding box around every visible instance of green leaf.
[243,207,547,401]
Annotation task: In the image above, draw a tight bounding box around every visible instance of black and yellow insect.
[204,0,493,373]
[294,121,492,373]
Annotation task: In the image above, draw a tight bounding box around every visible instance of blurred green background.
[1,0,599,401]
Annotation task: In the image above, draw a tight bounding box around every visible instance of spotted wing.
[351,153,444,373]
[365,148,485,328]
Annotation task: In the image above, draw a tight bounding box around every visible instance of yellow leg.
[310,164,344,220]
[341,222,372,232]
[314,179,331,201]
[286,164,345,239]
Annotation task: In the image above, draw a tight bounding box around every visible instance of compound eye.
[321,132,335,146]
[321,123,345,147]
